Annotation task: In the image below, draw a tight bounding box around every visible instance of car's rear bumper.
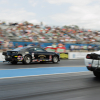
[87,66,100,72]
[85,58,100,72]
[5,57,23,62]
[5,55,23,62]
[5,58,18,62]
[85,58,100,67]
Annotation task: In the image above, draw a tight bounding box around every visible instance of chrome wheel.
[23,55,31,64]
[53,56,58,63]
[26,57,31,63]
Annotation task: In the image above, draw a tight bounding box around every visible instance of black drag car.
[2,46,60,64]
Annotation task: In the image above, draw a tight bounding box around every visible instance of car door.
[27,47,38,60]
[33,47,50,60]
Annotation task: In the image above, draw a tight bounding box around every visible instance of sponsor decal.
[18,60,22,61]
[88,62,92,67]
[17,56,23,61]
[49,55,52,61]
[17,57,20,59]
[38,55,46,59]
[18,56,21,57]
[14,56,18,57]
[32,59,37,62]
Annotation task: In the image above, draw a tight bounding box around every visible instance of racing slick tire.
[52,56,59,63]
[11,61,17,64]
[23,55,32,64]
[93,71,100,78]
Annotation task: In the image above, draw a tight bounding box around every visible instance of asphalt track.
[1,59,100,100]
[1,72,100,100]
[0,59,88,78]
[0,59,85,69]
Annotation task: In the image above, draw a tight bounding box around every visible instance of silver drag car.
[85,51,100,77]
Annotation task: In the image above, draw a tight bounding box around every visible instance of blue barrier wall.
[12,41,97,49]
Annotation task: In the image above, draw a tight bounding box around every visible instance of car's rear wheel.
[93,71,100,78]
[23,55,32,64]
[52,56,59,63]
[11,61,17,64]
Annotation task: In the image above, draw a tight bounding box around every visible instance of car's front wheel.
[52,56,59,63]
[23,55,32,64]
[93,71,100,78]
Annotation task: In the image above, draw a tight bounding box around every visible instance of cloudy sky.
[0,0,100,30]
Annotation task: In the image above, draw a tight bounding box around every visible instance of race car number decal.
[32,53,34,58]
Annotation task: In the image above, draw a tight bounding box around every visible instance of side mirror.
[2,52,7,55]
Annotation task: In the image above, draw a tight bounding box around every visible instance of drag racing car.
[85,51,100,77]
[2,46,60,64]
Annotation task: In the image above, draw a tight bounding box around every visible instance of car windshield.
[12,47,27,51]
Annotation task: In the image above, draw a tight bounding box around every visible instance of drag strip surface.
[0,67,88,78]
[0,72,100,100]
[0,59,85,70]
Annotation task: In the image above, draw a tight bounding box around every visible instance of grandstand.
[0,21,100,51]
[0,22,99,43]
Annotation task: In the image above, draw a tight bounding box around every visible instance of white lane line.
[0,71,91,79]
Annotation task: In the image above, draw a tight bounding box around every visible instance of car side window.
[34,48,46,52]
[28,48,35,52]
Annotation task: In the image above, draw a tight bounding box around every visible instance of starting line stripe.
[0,67,88,78]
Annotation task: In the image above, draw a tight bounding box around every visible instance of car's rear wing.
[86,53,100,60]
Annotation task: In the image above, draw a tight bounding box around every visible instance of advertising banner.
[45,47,68,59]
[45,47,66,53]
[45,47,56,52]
[59,53,68,59]
[69,52,91,59]
[56,48,65,53]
